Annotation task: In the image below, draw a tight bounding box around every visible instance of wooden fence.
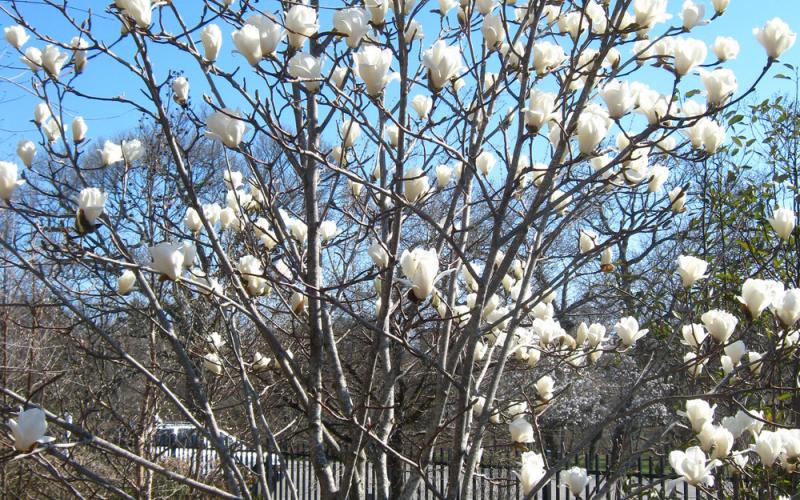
[153,445,701,499]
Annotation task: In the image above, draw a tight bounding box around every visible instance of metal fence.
[153,445,701,499]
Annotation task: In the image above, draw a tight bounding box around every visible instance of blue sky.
[1,0,799,160]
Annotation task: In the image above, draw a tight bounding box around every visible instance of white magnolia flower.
[16,140,35,167]
[333,8,369,48]
[206,109,247,148]
[768,207,796,240]
[117,269,136,295]
[438,0,457,15]
[201,24,223,61]
[680,0,705,31]
[232,24,262,65]
[285,5,319,49]
[648,165,669,192]
[508,418,533,443]
[686,399,715,433]
[710,427,734,459]
[476,151,495,176]
[711,0,729,15]
[149,242,185,281]
[4,25,29,48]
[699,68,737,107]
[320,220,337,243]
[600,80,635,119]
[178,242,196,269]
[523,90,556,132]
[738,278,783,318]
[614,316,648,347]
[724,340,747,365]
[77,187,107,227]
[354,45,396,97]
[755,430,783,466]
[206,331,225,351]
[252,352,272,372]
[403,20,424,44]
[669,187,687,213]
[721,409,762,438]
[411,94,433,120]
[21,47,42,71]
[684,352,706,378]
[70,37,89,72]
[700,309,737,343]
[116,0,152,28]
[34,102,51,125]
[681,324,707,348]
[41,45,68,78]
[600,247,614,271]
[290,291,307,314]
[246,14,285,57]
[223,170,243,191]
[237,255,269,296]
[0,161,25,201]
[633,0,670,32]
[365,0,389,25]
[331,67,348,90]
[171,76,189,105]
[533,41,566,75]
[184,207,203,233]
[712,36,739,61]
[435,165,452,188]
[753,18,796,59]
[558,11,586,41]
[775,289,800,326]
[747,351,763,375]
[339,120,360,148]
[421,40,462,91]
[287,218,308,242]
[384,125,399,148]
[482,13,505,49]
[475,0,496,15]
[637,89,671,124]
[42,118,62,143]
[288,52,322,91]
[400,248,439,299]
[519,451,546,495]
[72,116,88,143]
[673,37,707,76]
[368,241,390,269]
[579,230,596,254]
[99,140,123,166]
[669,446,718,486]
[577,106,610,154]
[219,207,240,231]
[403,166,430,203]
[534,375,554,401]
[121,139,144,163]
[202,203,221,227]
[8,408,54,452]
[550,190,572,216]
[676,255,708,288]
[203,352,223,376]
[560,467,589,496]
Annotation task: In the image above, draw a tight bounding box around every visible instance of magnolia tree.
[0,0,799,498]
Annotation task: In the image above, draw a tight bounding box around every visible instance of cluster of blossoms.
[669,399,800,488]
